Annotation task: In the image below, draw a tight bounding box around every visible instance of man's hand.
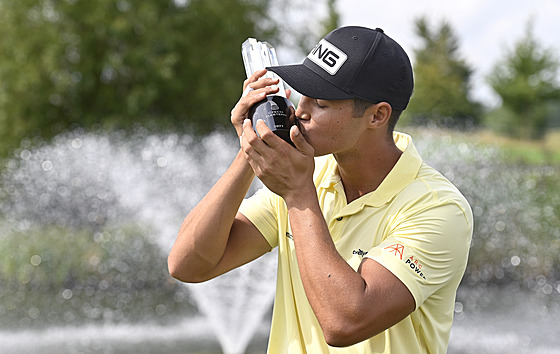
[240,118,315,204]
[230,69,287,137]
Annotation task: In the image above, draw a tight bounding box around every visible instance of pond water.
[450,288,560,353]
[1,288,558,353]
[1,128,558,353]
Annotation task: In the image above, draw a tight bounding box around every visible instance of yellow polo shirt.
[239,132,473,353]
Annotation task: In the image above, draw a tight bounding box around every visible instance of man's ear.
[365,102,392,129]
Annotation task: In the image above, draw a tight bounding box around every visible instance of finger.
[290,125,314,155]
[242,71,281,99]
[244,69,267,89]
[249,68,268,80]
[234,90,267,112]
[243,69,280,93]
[241,85,254,97]
[242,119,262,148]
[231,91,267,122]
[239,122,261,173]
[285,89,292,100]
[242,118,254,135]
[250,78,281,93]
[255,119,285,149]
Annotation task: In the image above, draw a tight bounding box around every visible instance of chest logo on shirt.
[352,249,368,257]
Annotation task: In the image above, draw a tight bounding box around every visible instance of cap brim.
[267,64,354,101]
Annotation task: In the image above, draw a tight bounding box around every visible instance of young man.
[168,26,473,353]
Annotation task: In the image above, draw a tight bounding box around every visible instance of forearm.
[286,191,371,345]
[168,150,255,282]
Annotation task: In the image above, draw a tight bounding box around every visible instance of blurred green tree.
[402,17,482,128]
[319,0,339,37]
[486,20,560,140]
[0,0,277,156]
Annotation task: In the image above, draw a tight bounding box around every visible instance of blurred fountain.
[0,128,276,353]
[0,127,559,353]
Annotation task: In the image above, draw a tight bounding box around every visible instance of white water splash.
[1,129,276,354]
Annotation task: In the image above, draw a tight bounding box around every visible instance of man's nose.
[295,96,312,120]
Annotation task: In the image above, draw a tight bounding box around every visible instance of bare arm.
[167,150,271,282]
[167,70,281,283]
[240,120,415,347]
[286,191,415,347]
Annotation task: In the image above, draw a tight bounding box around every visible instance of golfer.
[168,26,473,353]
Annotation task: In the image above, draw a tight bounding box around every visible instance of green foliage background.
[402,17,482,127]
[0,223,192,329]
[1,1,558,155]
[486,21,560,139]
[0,0,276,155]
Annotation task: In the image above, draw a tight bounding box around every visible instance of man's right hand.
[230,69,286,138]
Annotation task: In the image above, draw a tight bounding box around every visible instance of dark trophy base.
[249,96,296,147]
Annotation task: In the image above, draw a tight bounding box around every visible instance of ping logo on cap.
[307,39,347,75]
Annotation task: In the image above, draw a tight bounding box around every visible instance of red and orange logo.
[384,243,404,260]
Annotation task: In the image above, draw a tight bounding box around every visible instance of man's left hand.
[240,118,315,203]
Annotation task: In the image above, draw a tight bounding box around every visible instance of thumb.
[290,125,313,155]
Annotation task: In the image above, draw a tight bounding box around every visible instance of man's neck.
[334,139,403,204]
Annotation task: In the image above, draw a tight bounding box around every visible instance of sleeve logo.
[384,244,428,280]
[405,256,427,280]
[384,243,404,260]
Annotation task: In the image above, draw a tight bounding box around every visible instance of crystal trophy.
[242,38,295,146]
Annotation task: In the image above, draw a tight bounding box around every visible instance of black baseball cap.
[267,26,414,110]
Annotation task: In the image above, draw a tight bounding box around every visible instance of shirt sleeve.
[365,200,473,310]
[239,186,281,249]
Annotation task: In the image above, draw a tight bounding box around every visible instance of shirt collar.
[317,132,423,208]
[366,132,422,207]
